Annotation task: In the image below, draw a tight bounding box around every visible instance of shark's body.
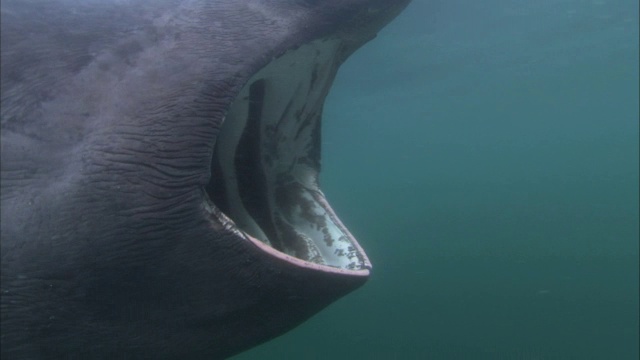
[0,0,410,358]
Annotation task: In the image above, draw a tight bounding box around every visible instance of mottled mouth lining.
[203,39,370,272]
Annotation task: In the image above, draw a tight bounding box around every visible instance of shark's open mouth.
[203,39,371,273]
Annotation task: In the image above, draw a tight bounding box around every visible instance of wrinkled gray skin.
[0,0,409,359]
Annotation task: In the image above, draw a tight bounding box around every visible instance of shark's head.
[0,0,411,358]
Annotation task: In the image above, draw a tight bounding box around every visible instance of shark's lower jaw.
[204,39,371,273]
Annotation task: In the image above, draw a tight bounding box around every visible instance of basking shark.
[0,0,410,358]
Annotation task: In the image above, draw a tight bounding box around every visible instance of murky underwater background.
[234,0,639,358]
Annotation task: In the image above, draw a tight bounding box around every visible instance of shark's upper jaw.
[203,38,371,274]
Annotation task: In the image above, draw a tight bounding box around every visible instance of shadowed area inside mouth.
[204,39,370,272]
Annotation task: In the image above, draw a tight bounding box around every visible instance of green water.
[234,0,639,358]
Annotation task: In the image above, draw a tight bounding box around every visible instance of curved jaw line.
[204,39,371,276]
